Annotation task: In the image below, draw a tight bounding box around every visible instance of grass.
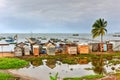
[0,72,14,80]
[63,74,104,80]
[0,58,29,69]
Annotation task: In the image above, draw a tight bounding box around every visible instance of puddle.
[9,59,120,80]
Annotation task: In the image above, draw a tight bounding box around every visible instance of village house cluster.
[13,37,113,57]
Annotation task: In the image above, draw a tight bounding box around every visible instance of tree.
[91,18,107,75]
[91,18,107,43]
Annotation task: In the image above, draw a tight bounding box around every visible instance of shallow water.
[9,59,120,80]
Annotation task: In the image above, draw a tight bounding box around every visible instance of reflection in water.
[79,57,89,64]
[31,60,42,67]
[9,58,119,80]
[31,59,56,69]
[10,60,94,80]
[46,59,56,69]
[91,56,106,75]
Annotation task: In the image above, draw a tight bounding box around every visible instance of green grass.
[63,75,104,80]
[0,58,29,69]
[0,72,14,80]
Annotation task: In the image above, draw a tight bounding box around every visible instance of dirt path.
[0,70,37,80]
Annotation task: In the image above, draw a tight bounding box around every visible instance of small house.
[33,44,39,56]
[78,44,89,54]
[46,43,55,55]
[14,46,23,56]
[67,46,77,55]
[109,41,118,51]
[91,43,100,52]
[99,43,107,52]
[107,43,113,52]
[66,44,77,55]
[59,43,66,54]
[24,45,30,56]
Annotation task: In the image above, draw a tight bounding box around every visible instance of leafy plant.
[50,72,58,80]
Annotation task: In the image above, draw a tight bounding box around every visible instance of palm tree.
[91,18,107,75]
[91,18,107,43]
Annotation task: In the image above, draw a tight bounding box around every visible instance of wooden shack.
[107,43,113,52]
[78,45,89,54]
[91,43,100,52]
[33,44,39,56]
[24,45,30,55]
[59,43,66,54]
[67,46,77,55]
[46,43,55,55]
[14,46,23,56]
[98,43,108,52]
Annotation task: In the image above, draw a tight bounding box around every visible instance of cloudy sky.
[0,0,119,33]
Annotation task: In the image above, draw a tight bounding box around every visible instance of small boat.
[73,34,79,36]
[5,37,16,44]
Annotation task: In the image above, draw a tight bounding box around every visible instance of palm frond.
[91,18,107,41]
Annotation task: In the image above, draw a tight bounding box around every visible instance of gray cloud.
[5,0,119,21]
[0,0,120,33]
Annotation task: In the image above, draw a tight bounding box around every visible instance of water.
[10,61,95,80]
[9,59,120,80]
[0,33,119,43]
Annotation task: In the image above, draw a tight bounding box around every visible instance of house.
[24,45,30,56]
[14,46,23,56]
[16,42,31,56]
[46,43,56,55]
[33,44,40,56]
[78,44,89,54]
[90,43,100,52]
[66,44,77,55]
[107,43,113,52]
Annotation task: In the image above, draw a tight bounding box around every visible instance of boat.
[73,34,79,36]
[5,37,16,44]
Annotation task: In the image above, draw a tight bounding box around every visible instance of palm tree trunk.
[101,34,103,43]
[100,34,103,75]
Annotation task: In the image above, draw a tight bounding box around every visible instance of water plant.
[50,72,58,80]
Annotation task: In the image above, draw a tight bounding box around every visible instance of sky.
[0,0,120,33]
